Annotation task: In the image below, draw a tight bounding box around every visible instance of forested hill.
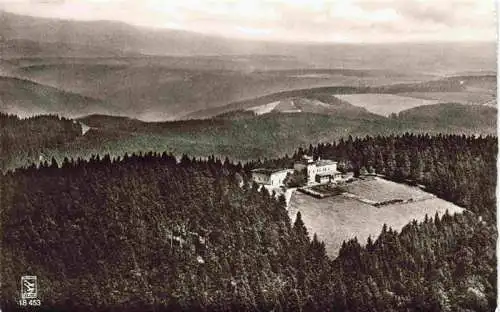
[1,105,496,171]
[1,134,497,311]
[0,113,82,170]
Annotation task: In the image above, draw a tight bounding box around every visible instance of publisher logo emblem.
[21,276,37,299]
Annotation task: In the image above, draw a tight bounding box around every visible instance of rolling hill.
[186,86,369,119]
[0,38,123,58]
[371,74,497,94]
[187,75,497,119]
[396,75,497,106]
[1,100,496,170]
[0,76,113,118]
[16,65,377,120]
[4,59,435,120]
[396,103,498,133]
[74,103,498,159]
[1,69,493,120]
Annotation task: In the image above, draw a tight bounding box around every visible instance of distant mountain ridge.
[0,11,241,57]
[0,11,496,75]
[0,11,496,122]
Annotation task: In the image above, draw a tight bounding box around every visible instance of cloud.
[0,0,495,42]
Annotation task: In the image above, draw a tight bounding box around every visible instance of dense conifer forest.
[0,134,496,311]
[0,113,82,170]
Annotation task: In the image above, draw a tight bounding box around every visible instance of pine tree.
[293,212,309,248]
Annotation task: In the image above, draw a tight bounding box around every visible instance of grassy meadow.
[335,93,440,116]
[288,179,464,257]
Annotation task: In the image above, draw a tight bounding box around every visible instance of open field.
[288,180,464,257]
[345,177,434,203]
[335,94,440,116]
[245,101,280,115]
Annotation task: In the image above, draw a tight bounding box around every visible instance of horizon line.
[1,9,497,45]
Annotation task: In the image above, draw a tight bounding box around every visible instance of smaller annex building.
[251,168,294,187]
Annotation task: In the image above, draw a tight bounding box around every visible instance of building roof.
[295,158,313,165]
[316,159,337,166]
[316,173,332,178]
[316,171,340,177]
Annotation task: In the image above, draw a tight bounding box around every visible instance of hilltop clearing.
[288,177,464,257]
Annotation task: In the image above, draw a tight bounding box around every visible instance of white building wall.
[307,162,338,184]
[270,170,293,186]
[252,172,270,184]
[307,165,317,183]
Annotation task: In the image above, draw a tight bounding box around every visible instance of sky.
[0,0,497,42]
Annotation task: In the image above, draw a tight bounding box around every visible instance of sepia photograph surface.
[0,0,497,311]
